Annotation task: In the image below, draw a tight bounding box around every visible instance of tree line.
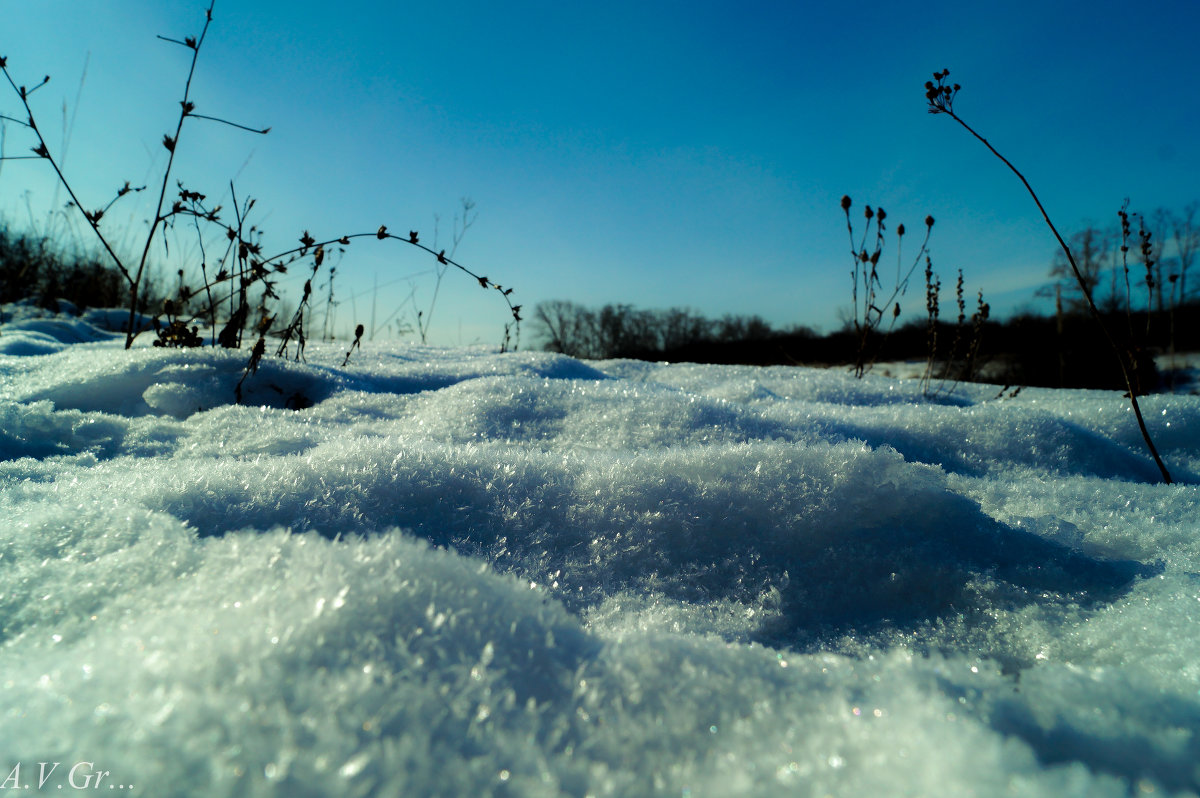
[530,201,1200,392]
[532,300,816,361]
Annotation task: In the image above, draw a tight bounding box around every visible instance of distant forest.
[531,204,1200,392]
[530,298,1200,392]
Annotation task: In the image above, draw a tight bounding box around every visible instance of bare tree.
[1039,225,1113,315]
[532,300,594,358]
[660,308,711,351]
[1147,209,1171,313]
[595,304,639,357]
[1167,201,1199,304]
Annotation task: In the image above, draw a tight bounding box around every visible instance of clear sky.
[2,0,1198,346]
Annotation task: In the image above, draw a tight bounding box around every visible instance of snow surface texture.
[2,306,1200,797]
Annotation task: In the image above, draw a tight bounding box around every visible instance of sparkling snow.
[1,304,1199,797]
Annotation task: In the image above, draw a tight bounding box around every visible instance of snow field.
[1,309,1199,796]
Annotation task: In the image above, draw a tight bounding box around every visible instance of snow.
[2,303,1199,797]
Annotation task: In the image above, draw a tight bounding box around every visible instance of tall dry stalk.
[925,70,1172,484]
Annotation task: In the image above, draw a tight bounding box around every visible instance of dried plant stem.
[927,72,1172,484]
[128,2,216,349]
[842,196,931,378]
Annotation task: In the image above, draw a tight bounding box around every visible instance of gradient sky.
[2,0,1198,346]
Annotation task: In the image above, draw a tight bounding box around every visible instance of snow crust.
[2,307,1199,796]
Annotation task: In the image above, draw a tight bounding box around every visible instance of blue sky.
[2,0,1198,345]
